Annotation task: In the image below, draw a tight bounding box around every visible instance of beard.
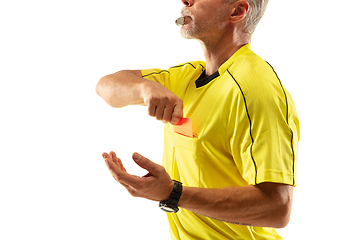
[180,21,206,40]
[180,6,228,40]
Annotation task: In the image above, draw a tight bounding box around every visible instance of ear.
[229,0,249,23]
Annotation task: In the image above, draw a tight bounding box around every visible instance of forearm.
[96,70,183,124]
[178,183,293,228]
[96,70,146,108]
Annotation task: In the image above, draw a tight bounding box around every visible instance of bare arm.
[102,152,294,229]
[96,70,145,108]
[178,183,293,228]
[96,70,183,124]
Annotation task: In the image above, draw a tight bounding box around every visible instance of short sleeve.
[141,68,170,88]
[228,65,300,187]
[141,61,206,95]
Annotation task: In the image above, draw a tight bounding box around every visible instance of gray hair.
[225,0,269,35]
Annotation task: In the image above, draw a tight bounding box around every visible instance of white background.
[1,0,359,239]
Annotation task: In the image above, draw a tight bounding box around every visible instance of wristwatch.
[159,180,183,213]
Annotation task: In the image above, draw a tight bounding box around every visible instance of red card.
[174,118,193,138]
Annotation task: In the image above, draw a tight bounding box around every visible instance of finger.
[162,104,175,123]
[110,151,126,171]
[102,152,110,159]
[147,99,157,117]
[104,159,138,195]
[109,151,117,159]
[132,152,161,176]
[109,151,119,167]
[103,152,118,170]
[103,153,123,177]
[105,157,140,185]
[170,101,183,125]
[103,152,121,170]
[105,161,141,198]
[154,102,166,121]
[103,153,141,189]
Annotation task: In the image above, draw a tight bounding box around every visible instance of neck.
[199,31,250,76]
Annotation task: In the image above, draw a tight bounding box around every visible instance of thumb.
[132,152,160,175]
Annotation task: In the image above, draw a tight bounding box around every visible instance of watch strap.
[159,180,183,213]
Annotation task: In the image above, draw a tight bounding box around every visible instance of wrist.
[164,180,175,201]
[159,180,183,213]
[135,79,148,104]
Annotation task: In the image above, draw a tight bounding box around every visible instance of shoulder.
[223,50,295,126]
[227,51,283,102]
[141,61,205,77]
[228,51,276,85]
[167,61,205,76]
[170,61,206,70]
[142,61,205,78]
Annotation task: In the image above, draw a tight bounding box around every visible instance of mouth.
[176,7,193,26]
[175,16,192,26]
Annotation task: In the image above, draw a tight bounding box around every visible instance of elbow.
[260,203,291,229]
[95,76,121,108]
[96,76,108,99]
[238,183,294,229]
[271,195,293,229]
[261,183,294,229]
[273,207,291,229]
[95,79,103,97]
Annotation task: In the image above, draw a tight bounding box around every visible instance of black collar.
[195,70,220,88]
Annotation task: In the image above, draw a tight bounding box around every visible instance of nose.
[181,0,194,7]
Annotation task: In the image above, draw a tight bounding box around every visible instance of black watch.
[159,180,183,213]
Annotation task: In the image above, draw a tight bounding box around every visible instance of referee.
[96,0,300,239]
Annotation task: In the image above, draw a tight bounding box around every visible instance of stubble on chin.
[180,25,196,39]
[179,8,197,39]
[179,6,228,40]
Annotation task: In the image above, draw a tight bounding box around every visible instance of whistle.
[175,17,185,26]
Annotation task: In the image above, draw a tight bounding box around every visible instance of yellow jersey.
[141,44,300,240]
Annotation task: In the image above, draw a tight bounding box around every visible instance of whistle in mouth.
[175,17,185,26]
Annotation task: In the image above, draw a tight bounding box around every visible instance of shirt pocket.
[173,132,203,187]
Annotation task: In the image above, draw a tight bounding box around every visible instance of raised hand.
[102,151,174,202]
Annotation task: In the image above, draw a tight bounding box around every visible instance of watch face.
[161,206,176,213]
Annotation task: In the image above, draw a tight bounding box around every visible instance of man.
[96,0,300,239]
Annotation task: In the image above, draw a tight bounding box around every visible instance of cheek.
[194,5,225,24]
